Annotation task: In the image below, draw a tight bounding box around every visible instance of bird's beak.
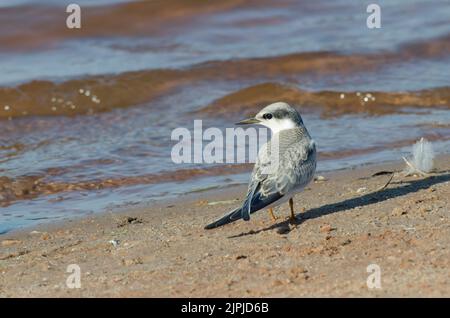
[235,117,260,125]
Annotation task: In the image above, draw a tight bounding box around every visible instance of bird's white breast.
[263,118,297,134]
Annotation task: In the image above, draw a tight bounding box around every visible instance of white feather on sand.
[403,137,435,176]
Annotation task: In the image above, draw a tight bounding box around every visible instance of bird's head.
[235,102,304,134]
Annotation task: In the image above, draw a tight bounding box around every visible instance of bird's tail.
[204,207,243,230]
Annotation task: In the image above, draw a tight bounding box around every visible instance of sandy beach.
[1,0,449,299]
[1,156,449,297]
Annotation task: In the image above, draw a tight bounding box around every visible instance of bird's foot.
[268,208,277,222]
[289,215,297,224]
[288,198,297,224]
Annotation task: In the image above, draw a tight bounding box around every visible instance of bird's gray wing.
[270,138,316,195]
[241,142,281,220]
[205,142,282,229]
[204,206,243,229]
[241,130,316,220]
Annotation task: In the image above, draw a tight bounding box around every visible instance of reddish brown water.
[0,0,449,233]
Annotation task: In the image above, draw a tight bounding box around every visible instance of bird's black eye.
[263,113,273,120]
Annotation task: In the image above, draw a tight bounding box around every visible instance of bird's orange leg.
[289,198,296,222]
[268,208,277,221]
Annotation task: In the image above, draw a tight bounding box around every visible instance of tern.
[205,102,316,229]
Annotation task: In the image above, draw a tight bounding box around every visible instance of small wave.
[1,33,449,119]
[320,133,450,160]
[197,83,450,117]
[0,0,267,51]
[0,70,182,119]
[0,164,252,207]
[2,128,450,207]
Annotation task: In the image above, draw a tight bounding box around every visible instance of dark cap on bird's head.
[235,102,304,133]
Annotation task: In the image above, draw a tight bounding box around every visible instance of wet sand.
[1,156,449,297]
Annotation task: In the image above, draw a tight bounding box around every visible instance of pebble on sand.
[276,224,291,234]
[320,224,336,233]
[391,207,408,216]
[109,239,120,247]
[1,239,21,247]
[356,187,367,194]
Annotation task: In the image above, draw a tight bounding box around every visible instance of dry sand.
[0,157,449,297]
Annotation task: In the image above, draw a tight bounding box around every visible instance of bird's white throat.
[262,118,298,134]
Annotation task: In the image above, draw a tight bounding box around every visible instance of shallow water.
[0,0,449,233]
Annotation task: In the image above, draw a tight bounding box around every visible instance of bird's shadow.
[229,171,450,238]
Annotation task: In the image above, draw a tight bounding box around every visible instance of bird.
[205,102,316,230]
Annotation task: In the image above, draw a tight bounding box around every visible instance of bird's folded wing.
[241,181,283,221]
[272,139,316,194]
[241,138,315,220]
